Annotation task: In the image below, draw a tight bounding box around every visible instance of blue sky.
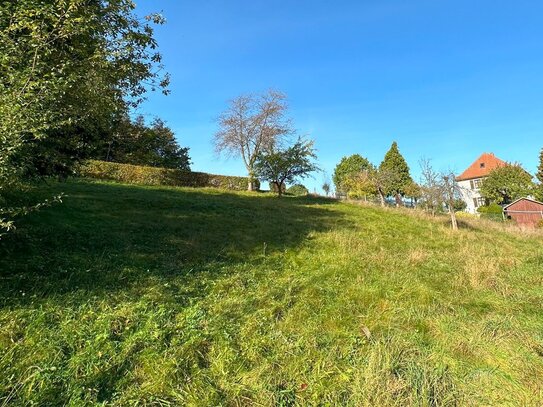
[136,0,543,192]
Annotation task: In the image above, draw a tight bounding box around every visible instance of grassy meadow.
[1,180,543,406]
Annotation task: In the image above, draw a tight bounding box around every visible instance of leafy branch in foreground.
[0,194,64,239]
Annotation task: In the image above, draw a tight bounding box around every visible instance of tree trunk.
[450,207,458,230]
[247,169,256,191]
[247,179,256,191]
[378,191,386,207]
[275,181,283,197]
[395,193,402,207]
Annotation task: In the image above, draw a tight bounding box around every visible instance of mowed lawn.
[1,180,543,406]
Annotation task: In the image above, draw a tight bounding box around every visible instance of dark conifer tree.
[379,141,413,206]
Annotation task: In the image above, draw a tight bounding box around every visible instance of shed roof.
[456,153,506,181]
[503,197,543,210]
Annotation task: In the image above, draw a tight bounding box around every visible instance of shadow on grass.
[0,180,345,307]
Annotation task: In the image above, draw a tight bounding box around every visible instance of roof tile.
[456,153,506,181]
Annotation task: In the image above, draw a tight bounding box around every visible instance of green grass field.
[1,180,543,406]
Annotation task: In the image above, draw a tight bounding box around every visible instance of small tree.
[379,142,413,206]
[333,154,372,196]
[343,169,377,201]
[214,90,292,191]
[419,159,462,230]
[442,172,461,231]
[322,182,331,197]
[342,166,397,207]
[419,158,445,216]
[404,181,422,207]
[254,139,319,197]
[480,164,534,204]
[322,173,332,196]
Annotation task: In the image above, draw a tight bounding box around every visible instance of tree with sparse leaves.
[379,142,413,206]
[254,138,319,197]
[419,159,461,230]
[214,90,292,191]
[480,164,534,204]
[419,158,445,215]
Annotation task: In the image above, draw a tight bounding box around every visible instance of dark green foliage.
[80,160,257,191]
[254,138,318,196]
[94,116,191,171]
[286,184,309,196]
[480,164,534,204]
[536,148,543,201]
[453,199,467,212]
[333,154,373,194]
[379,142,413,204]
[537,148,543,184]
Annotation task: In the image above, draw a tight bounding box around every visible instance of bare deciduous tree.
[419,158,462,230]
[442,172,460,231]
[214,90,292,191]
[419,158,444,216]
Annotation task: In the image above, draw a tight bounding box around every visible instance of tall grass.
[1,180,542,405]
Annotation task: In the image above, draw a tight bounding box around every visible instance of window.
[470,179,482,190]
[473,197,486,208]
[480,162,485,169]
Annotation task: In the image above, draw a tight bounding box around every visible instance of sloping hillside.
[1,180,543,406]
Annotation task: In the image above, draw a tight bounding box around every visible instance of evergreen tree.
[379,141,413,206]
[535,148,543,201]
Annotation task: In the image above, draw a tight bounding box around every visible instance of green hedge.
[78,160,259,191]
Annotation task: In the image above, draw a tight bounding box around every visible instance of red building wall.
[505,199,543,227]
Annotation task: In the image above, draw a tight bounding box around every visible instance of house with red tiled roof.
[456,153,507,213]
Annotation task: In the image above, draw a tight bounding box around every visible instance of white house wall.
[458,179,482,214]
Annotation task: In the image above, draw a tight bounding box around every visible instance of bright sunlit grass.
[1,180,543,405]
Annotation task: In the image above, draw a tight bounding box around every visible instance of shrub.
[453,199,467,212]
[286,184,309,196]
[78,160,258,191]
[477,203,504,221]
[537,219,543,229]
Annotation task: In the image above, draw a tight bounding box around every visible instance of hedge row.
[78,160,259,191]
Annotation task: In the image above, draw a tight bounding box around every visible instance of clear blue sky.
[136,0,543,192]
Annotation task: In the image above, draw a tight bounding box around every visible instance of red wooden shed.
[503,198,543,227]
